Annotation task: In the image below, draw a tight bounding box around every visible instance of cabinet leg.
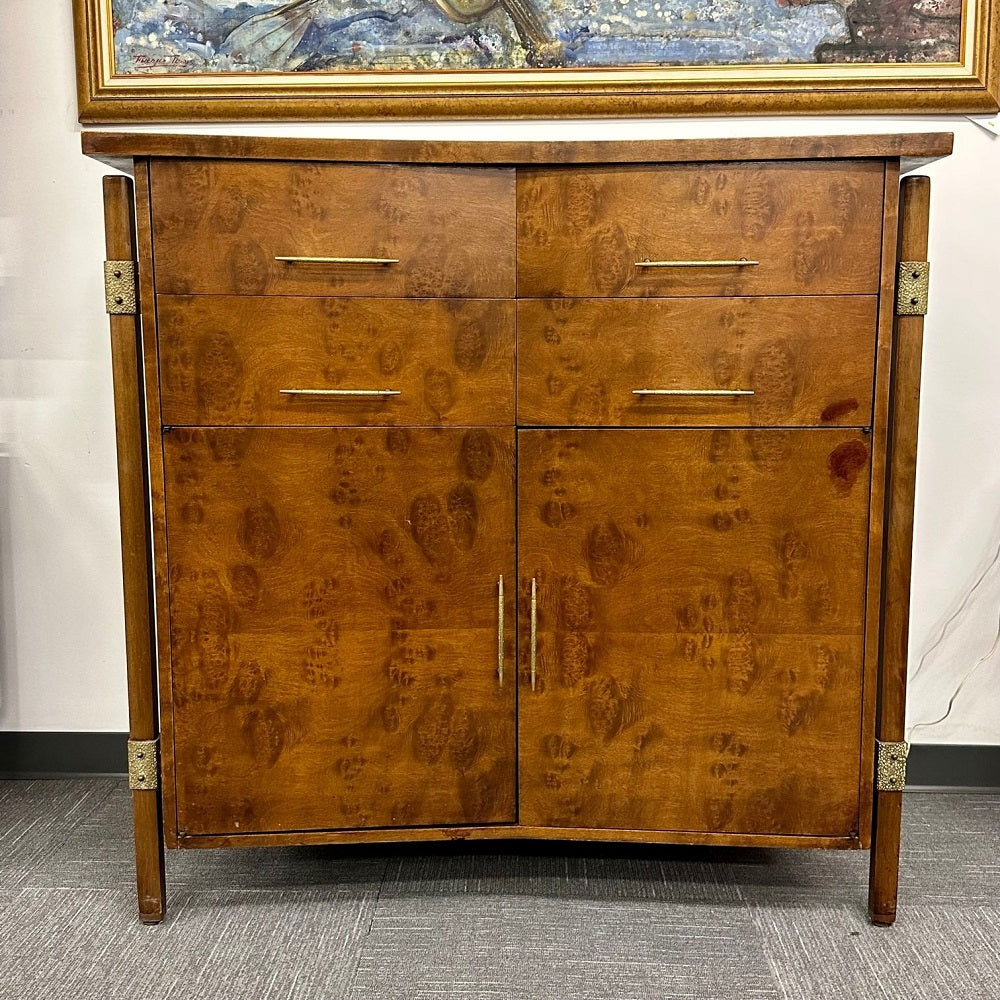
[868,789,902,925]
[132,789,166,923]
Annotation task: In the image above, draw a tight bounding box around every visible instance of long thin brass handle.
[530,577,537,693]
[280,388,400,397]
[635,258,759,268]
[497,575,505,688]
[632,388,754,397]
[275,255,399,265]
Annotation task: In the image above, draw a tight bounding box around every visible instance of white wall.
[1,0,997,742]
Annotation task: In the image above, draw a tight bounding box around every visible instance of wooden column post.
[102,175,166,923]
[868,175,931,926]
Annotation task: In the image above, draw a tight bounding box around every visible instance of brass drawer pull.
[635,258,759,268]
[280,388,400,397]
[275,255,399,265]
[632,388,754,397]
[530,577,538,693]
[497,575,505,688]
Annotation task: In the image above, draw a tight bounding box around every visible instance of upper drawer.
[517,296,877,427]
[157,295,514,427]
[517,161,885,297]
[150,160,516,298]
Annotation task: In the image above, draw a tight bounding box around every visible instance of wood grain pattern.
[869,176,930,926]
[518,161,885,297]
[150,160,515,298]
[857,160,901,849]
[177,824,859,851]
[103,174,166,922]
[83,133,955,167]
[163,427,516,835]
[158,296,515,427]
[517,297,878,427]
[518,428,871,836]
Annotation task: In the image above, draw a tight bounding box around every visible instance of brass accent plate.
[104,260,137,314]
[876,740,910,791]
[897,261,929,316]
[128,738,159,790]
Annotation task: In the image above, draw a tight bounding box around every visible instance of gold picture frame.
[74,0,998,121]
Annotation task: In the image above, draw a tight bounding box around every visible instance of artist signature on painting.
[132,52,188,68]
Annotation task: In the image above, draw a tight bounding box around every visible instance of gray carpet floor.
[0,780,997,1000]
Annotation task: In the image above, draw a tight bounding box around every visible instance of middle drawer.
[517,296,877,427]
[157,295,515,427]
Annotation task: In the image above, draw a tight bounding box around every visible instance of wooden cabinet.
[85,130,951,925]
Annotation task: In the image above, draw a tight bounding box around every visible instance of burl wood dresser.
[83,131,952,924]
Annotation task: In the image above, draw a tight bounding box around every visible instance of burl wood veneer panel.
[517,296,878,427]
[517,161,885,297]
[158,296,515,427]
[517,428,871,837]
[163,426,516,835]
[150,160,515,298]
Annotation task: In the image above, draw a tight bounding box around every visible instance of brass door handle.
[530,577,537,693]
[280,388,401,397]
[632,388,754,397]
[275,255,399,265]
[497,574,505,688]
[634,258,758,268]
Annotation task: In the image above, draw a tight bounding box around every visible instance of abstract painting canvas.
[73,0,998,118]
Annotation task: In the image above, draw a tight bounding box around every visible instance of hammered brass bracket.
[876,740,910,791]
[127,738,159,790]
[896,261,929,316]
[104,260,137,315]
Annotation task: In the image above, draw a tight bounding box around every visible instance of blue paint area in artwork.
[111,0,852,72]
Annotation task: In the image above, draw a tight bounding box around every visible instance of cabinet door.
[517,429,871,837]
[163,427,515,835]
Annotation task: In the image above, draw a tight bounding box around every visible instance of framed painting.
[74,0,998,120]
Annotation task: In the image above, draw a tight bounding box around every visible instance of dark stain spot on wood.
[820,398,860,423]
[237,500,281,560]
[828,439,869,490]
[459,429,496,482]
[227,564,261,607]
[585,520,641,586]
[446,484,479,551]
[409,493,454,567]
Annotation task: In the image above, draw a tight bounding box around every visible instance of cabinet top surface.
[82,130,952,168]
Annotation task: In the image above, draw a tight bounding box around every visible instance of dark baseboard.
[905,744,1000,789]
[0,732,127,777]
[1,734,998,787]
